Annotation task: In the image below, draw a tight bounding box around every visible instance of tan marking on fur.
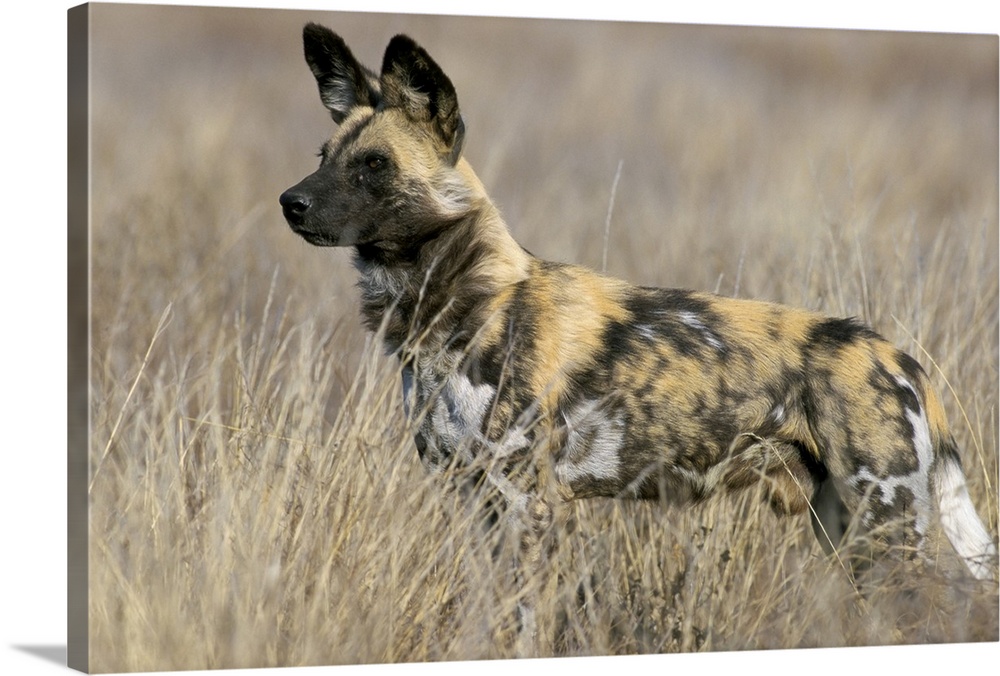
[711,295,816,346]
[465,199,533,289]
[922,385,952,448]
[525,265,630,416]
[330,106,376,143]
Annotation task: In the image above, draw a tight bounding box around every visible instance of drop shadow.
[11,644,67,667]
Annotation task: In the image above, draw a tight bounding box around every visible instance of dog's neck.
[352,161,532,356]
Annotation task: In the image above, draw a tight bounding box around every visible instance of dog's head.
[280,25,469,250]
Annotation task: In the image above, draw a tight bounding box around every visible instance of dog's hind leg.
[810,477,850,557]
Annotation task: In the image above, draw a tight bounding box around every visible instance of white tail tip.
[936,455,996,580]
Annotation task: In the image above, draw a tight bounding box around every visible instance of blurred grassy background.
[87,4,998,671]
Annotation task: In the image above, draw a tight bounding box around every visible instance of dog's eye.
[365,154,386,171]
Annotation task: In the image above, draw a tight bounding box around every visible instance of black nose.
[279,189,311,226]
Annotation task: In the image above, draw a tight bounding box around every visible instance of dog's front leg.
[484,441,566,657]
[514,490,554,657]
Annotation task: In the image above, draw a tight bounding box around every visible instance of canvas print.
[69,2,999,672]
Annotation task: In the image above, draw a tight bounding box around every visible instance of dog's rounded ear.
[302,23,380,123]
[380,35,465,164]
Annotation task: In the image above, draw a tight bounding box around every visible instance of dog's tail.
[930,424,996,580]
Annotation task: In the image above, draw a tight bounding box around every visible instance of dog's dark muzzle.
[279,187,312,228]
[280,184,338,246]
[280,174,358,247]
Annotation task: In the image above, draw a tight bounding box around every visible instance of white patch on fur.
[401,366,415,418]
[636,324,657,342]
[936,454,997,580]
[770,404,786,424]
[677,310,725,351]
[430,172,474,218]
[409,354,536,469]
[359,262,405,301]
[320,82,358,117]
[429,371,496,454]
[899,404,935,536]
[554,399,624,485]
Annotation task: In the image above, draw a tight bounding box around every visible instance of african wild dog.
[280,23,997,601]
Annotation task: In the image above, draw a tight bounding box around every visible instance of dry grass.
[86,5,998,672]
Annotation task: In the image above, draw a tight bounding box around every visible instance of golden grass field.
[86,4,998,672]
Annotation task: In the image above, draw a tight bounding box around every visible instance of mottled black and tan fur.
[280,25,996,599]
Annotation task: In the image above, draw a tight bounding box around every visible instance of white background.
[1,1,997,674]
